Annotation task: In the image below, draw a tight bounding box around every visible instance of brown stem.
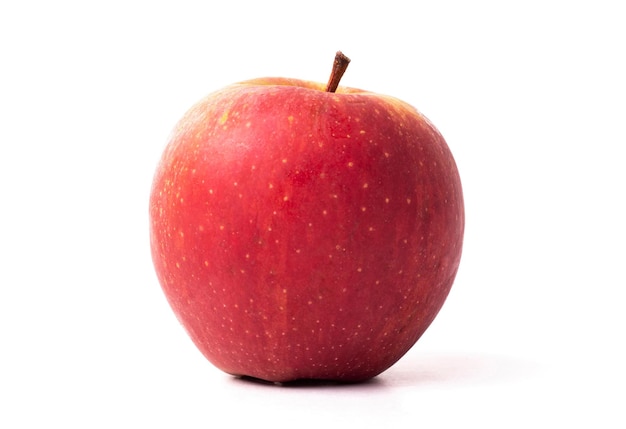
[325,51,351,93]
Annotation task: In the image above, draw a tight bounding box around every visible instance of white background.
[1,1,625,427]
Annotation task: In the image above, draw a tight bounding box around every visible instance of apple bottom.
[159,188,462,383]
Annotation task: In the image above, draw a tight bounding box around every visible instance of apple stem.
[325,51,351,93]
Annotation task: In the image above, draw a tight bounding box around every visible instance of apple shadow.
[228,352,539,390]
[231,374,384,390]
[381,351,542,388]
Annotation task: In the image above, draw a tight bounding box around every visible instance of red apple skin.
[149,77,464,383]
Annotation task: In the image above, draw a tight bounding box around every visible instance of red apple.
[149,53,464,383]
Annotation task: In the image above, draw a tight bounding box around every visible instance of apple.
[149,52,464,383]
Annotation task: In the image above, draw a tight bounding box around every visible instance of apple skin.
[149,77,464,383]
